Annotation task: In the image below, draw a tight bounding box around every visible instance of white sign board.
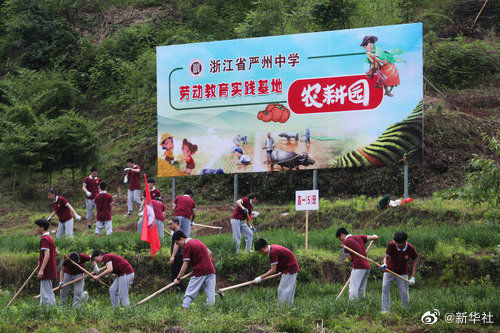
[295,190,319,211]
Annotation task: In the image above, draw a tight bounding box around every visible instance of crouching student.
[91,250,134,307]
[336,227,378,301]
[35,218,58,305]
[381,231,419,313]
[59,252,90,307]
[172,231,216,310]
[254,238,300,305]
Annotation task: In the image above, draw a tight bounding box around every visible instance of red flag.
[141,175,161,257]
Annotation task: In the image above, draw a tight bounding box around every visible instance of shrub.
[424,38,498,90]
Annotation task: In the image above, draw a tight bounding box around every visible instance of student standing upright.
[231,193,260,253]
[172,231,216,309]
[82,167,99,223]
[336,227,378,301]
[254,238,300,305]
[46,189,81,238]
[172,189,196,237]
[124,158,141,215]
[94,182,114,236]
[167,217,185,291]
[381,231,419,313]
[35,218,58,305]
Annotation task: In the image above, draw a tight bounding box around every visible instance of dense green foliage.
[0,0,496,202]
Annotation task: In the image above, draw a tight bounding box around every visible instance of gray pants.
[278,273,297,305]
[231,219,253,253]
[40,279,56,306]
[85,199,95,220]
[382,272,409,312]
[182,273,216,308]
[137,218,164,239]
[127,189,141,212]
[56,218,74,239]
[109,273,135,307]
[176,216,192,237]
[95,220,112,235]
[349,269,369,301]
[60,273,85,307]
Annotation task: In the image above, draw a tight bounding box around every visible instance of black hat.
[360,36,378,46]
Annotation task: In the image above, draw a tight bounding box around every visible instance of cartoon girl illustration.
[360,36,396,97]
[181,139,198,174]
[160,133,174,163]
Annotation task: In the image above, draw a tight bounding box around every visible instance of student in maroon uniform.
[35,218,58,305]
[59,252,91,307]
[94,182,114,236]
[172,189,196,237]
[231,193,260,253]
[336,227,378,301]
[254,238,300,305]
[137,199,165,240]
[46,188,81,239]
[141,178,162,202]
[381,231,419,313]
[82,167,99,223]
[91,250,135,307]
[172,231,216,309]
[124,158,141,215]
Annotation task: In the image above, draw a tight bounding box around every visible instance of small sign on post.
[295,190,319,251]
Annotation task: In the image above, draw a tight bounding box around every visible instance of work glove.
[409,277,416,286]
[123,176,128,184]
[254,276,262,284]
[138,211,144,217]
[190,221,195,226]
[243,208,248,214]
[93,265,100,275]
[379,264,387,271]
[47,216,52,222]
[251,227,258,234]
[86,191,92,197]
[75,214,81,221]
[58,282,63,288]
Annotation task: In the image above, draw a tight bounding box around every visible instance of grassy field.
[0,197,498,332]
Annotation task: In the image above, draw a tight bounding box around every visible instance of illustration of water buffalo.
[279,132,299,141]
[269,149,315,170]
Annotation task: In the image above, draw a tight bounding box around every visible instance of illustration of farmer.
[160,133,175,163]
[361,36,401,97]
[180,139,198,174]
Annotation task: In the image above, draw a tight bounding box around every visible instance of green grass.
[0,282,497,332]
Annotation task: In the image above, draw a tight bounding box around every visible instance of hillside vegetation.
[0,0,498,203]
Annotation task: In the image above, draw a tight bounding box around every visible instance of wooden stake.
[65,256,110,288]
[5,265,38,309]
[132,272,193,307]
[33,267,105,300]
[305,210,309,252]
[336,240,374,300]
[218,273,281,293]
[472,0,489,26]
[341,244,410,283]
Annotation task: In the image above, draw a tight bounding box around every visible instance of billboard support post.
[233,174,238,205]
[313,170,318,190]
[172,177,176,203]
[403,164,409,199]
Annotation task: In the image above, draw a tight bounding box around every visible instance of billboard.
[157,23,423,177]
